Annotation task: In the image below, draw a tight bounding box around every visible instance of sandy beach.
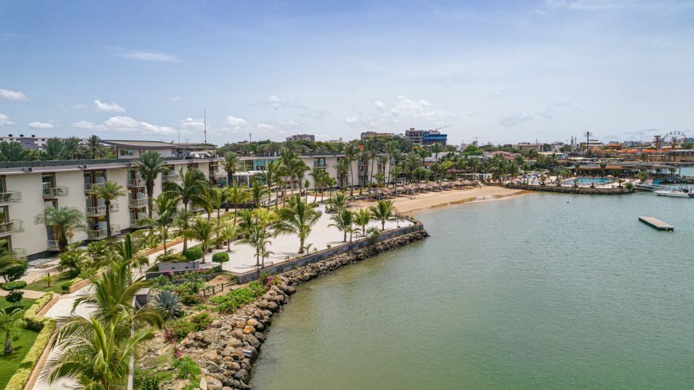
[351,185,526,215]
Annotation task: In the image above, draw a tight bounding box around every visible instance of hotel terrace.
[0,141,389,260]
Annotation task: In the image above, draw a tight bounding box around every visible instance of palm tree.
[225,183,251,219]
[35,206,88,251]
[219,222,239,252]
[0,141,30,162]
[44,313,152,390]
[354,208,371,238]
[369,199,394,231]
[63,137,83,159]
[430,143,444,162]
[377,155,390,186]
[275,195,322,254]
[85,135,103,159]
[222,151,240,187]
[250,180,267,209]
[343,143,359,196]
[329,209,354,242]
[335,158,351,189]
[139,195,177,253]
[173,209,193,252]
[163,168,209,213]
[365,139,379,188]
[93,181,125,238]
[135,151,166,218]
[238,210,276,271]
[110,234,148,271]
[42,138,66,160]
[189,217,215,263]
[329,191,348,213]
[258,160,281,208]
[0,308,25,354]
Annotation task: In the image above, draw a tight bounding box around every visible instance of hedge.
[4,319,56,390]
[184,247,203,261]
[24,292,54,331]
[211,252,229,264]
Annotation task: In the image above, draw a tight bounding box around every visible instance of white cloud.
[499,113,535,127]
[94,99,126,112]
[266,95,309,110]
[71,116,176,135]
[226,116,247,127]
[257,123,276,131]
[499,102,574,127]
[0,88,28,102]
[0,113,14,126]
[115,50,181,63]
[28,121,54,129]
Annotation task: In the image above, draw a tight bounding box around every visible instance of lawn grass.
[0,322,40,389]
[0,298,37,314]
[25,272,73,294]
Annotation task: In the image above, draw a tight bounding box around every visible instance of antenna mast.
[203,110,207,145]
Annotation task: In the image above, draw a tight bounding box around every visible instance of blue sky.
[1,0,692,146]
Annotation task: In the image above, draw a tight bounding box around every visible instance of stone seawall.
[505,183,633,195]
[174,230,428,390]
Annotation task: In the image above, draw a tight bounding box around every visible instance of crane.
[433,125,451,132]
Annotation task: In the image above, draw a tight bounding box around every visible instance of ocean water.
[252,192,694,390]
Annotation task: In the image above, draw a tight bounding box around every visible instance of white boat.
[655,187,691,198]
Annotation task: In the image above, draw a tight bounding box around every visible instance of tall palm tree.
[219,222,239,252]
[329,209,354,242]
[164,168,209,213]
[275,195,322,254]
[85,135,103,159]
[225,183,251,220]
[238,209,277,271]
[35,206,88,251]
[0,141,30,162]
[44,313,152,390]
[63,137,83,159]
[335,158,351,189]
[93,181,125,238]
[189,217,215,263]
[0,308,25,355]
[343,143,359,196]
[369,199,394,231]
[430,143,444,162]
[173,209,194,252]
[258,160,281,208]
[139,195,177,254]
[354,208,372,238]
[110,234,148,271]
[377,155,389,186]
[365,139,379,188]
[250,180,267,209]
[42,138,66,160]
[135,151,166,218]
[222,151,240,187]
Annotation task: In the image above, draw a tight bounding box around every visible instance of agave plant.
[153,290,184,320]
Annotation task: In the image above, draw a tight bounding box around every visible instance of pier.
[638,216,674,231]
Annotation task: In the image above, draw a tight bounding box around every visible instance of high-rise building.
[404,128,447,146]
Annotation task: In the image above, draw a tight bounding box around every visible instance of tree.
[0,141,30,162]
[0,308,25,355]
[327,191,347,213]
[42,138,66,160]
[258,160,282,208]
[238,210,277,271]
[2,281,26,307]
[139,195,178,254]
[430,143,444,162]
[0,252,27,283]
[189,217,215,263]
[135,151,166,218]
[329,209,354,242]
[58,247,86,277]
[275,195,322,254]
[219,222,239,252]
[41,272,53,288]
[225,183,251,219]
[335,157,351,189]
[250,180,266,209]
[110,234,148,271]
[369,199,394,231]
[44,313,152,389]
[354,208,372,238]
[343,143,359,196]
[85,135,104,159]
[35,206,88,251]
[222,151,240,187]
[93,181,126,238]
[163,168,209,213]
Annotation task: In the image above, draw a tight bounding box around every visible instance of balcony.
[88,228,107,240]
[86,203,118,217]
[47,240,60,251]
[314,163,328,169]
[0,220,24,237]
[128,178,145,188]
[130,219,150,228]
[162,172,179,182]
[0,191,22,205]
[84,182,105,193]
[128,198,148,208]
[43,186,69,198]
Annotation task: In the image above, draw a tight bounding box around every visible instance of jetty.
[638,216,674,231]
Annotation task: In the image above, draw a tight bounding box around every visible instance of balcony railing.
[128,198,148,208]
[111,224,121,235]
[47,240,60,251]
[128,178,145,188]
[86,203,118,216]
[162,172,179,182]
[84,182,106,192]
[130,219,151,228]
[314,163,328,169]
[0,191,22,205]
[88,228,107,240]
[43,186,69,197]
[0,220,24,236]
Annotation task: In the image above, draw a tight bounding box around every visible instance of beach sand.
[351,185,526,215]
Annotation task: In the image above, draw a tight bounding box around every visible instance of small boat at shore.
[655,187,692,198]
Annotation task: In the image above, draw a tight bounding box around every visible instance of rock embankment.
[178,230,428,390]
[505,183,633,195]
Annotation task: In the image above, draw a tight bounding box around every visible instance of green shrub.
[60,281,72,293]
[1,280,27,291]
[165,319,195,342]
[210,282,266,314]
[24,293,54,331]
[5,290,24,305]
[184,247,203,261]
[173,356,201,380]
[189,312,212,331]
[134,368,161,390]
[157,253,187,263]
[211,252,229,264]
[4,319,56,390]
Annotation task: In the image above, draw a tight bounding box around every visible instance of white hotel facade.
[0,141,388,260]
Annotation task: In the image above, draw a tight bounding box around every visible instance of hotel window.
[0,176,5,194]
[313,158,327,169]
[120,149,134,156]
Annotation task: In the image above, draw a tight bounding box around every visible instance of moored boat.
[655,187,691,198]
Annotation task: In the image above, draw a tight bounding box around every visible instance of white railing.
[11,248,27,259]
[0,220,24,236]
[86,206,106,217]
[162,172,178,182]
[0,191,22,204]
[47,240,60,251]
[88,228,108,240]
[111,224,121,235]
[128,198,148,208]
[128,178,145,187]
[43,186,69,197]
[84,182,106,192]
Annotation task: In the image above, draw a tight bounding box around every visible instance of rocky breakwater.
[177,230,428,390]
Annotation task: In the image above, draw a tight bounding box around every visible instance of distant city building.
[2,134,51,150]
[513,143,543,153]
[286,134,315,142]
[101,140,209,159]
[404,128,447,146]
[360,131,396,140]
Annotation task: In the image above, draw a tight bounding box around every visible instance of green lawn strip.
[0,298,37,314]
[25,272,73,293]
[0,327,40,390]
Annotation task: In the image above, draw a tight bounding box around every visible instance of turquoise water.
[252,192,694,389]
[568,177,615,185]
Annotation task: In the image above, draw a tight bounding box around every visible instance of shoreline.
[351,185,527,215]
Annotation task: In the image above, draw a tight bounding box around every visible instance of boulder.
[206,376,223,390]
